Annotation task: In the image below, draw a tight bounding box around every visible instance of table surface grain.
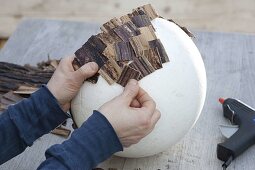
[0,19,255,170]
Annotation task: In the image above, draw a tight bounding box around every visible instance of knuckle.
[140,115,151,127]
[151,100,156,108]
[156,110,161,118]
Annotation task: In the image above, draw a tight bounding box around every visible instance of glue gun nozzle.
[219,98,225,104]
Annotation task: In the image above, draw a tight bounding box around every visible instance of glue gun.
[217,98,255,169]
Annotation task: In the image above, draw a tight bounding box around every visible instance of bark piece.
[3,91,23,102]
[51,126,71,138]
[117,65,141,86]
[113,22,139,42]
[149,39,169,63]
[115,41,136,62]
[129,56,155,78]
[86,35,107,53]
[120,15,132,23]
[99,58,122,84]
[130,14,152,28]
[144,48,162,69]
[13,86,38,95]
[138,26,156,41]
[142,4,159,20]
[74,43,108,68]
[129,35,150,56]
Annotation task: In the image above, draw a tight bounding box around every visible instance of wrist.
[45,84,70,113]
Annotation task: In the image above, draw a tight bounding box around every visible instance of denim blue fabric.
[0,86,123,169]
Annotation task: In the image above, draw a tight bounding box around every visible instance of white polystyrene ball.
[71,18,207,158]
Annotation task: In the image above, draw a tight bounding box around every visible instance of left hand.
[47,55,98,112]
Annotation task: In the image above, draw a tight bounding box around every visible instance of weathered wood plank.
[1,19,255,170]
[0,0,255,37]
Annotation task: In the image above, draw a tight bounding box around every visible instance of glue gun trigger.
[219,125,239,138]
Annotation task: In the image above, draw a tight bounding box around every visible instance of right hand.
[98,79,161,147]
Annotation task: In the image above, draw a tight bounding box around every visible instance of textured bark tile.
[76,43,108,68]
[117,65,141,86]
[99,58,122,84]
[129,56,155,78]
[129,35,150,56]
[100,21,116,33]
[110,17,122,27]
[98,32,116,45]
[144,48,162,69]
[120,15,132,23]
[114,22,139,41]
[138,26,157,41]
[142,4,159,20]
[102,45,116,59]
[115,41,136,61]
[130,14,151,28]
[149,39,169,63]
[86,35,106,53]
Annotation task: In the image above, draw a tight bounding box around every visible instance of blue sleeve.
[38,110,123,170]
[0,86,68,164]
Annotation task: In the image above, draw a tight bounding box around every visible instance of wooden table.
[0,19,255,170]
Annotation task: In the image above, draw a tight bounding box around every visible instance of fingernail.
[90,62,98,71]
[128,79,137,85]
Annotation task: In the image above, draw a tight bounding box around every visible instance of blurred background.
[0,0,254,49]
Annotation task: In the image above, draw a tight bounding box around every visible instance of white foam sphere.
[71,18,207,158]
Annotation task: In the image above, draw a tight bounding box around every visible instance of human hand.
[47,55,98,112]
[98,79,161,147]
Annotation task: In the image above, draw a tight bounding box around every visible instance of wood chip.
[117,65,141,86]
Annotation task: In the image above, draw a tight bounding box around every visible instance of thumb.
[75,62,98,80]
[120,79,139,104]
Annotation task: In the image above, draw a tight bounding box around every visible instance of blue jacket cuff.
[8,85,68,146]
